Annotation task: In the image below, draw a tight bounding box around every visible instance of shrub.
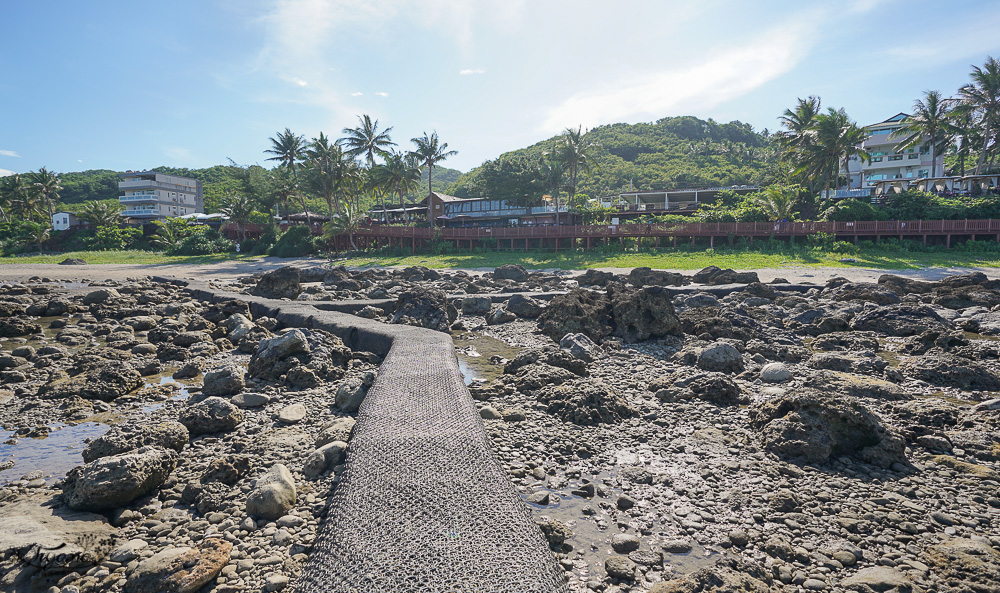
[268,225,316,258]
[86,225,142,251]
[252,228,278,255]
[821,199,885,222]
[167,229,234,255]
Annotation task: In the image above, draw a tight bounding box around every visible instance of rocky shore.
[1,264,999,593]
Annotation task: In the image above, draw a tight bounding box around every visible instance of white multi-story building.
[119,171,204,220]
[846,113,944,190]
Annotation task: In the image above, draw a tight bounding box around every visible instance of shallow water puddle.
[0,376,193,486]
[452,331,521,386]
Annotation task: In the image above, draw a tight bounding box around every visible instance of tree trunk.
[976,119,992,175]
[427,162,433,227]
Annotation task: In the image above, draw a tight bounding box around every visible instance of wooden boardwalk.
[347,219,1000,251]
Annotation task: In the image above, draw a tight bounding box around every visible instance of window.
[908,154,918,159]
[888,155,903,161]
[873,157,883,162]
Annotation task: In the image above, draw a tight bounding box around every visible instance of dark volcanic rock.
[577,269,615,287]
[83,422,189,462]
[506,294,544,318]
[505,346,589,376]
[537,379,634,425]
[749,390,906,467]
[692,265,759,285]
[901,353,1000,391]
[39,361,143,401]
[248,328,351,387]
[63,446,178,511]
[608,284,681,342]
[492,264,529,282]
[251,266,302,299]
[537,288,613,343]
[825,282,901,305]
[392,288,456,333]
[178,397,244,436]
[628,267,688,288]
[850,304,952,336]
[0,317,41,337]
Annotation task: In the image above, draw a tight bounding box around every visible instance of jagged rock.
[303,441,347,478]
[696,342,744,373]
[59,257,86,265]
[249,329,351,386]
[246,464,296,520]
[83,288,120,305]
[392,288,456,332]
[901,353,1000,391]
[923,538,1000,593]
[578,269,615,287]
[251,266,302,299]
[811,331,882,352]
[851,304,952,336]
[506,294,544,318]
[124,538,232,593]
[493,264,528,282]
[749,390,906,467]
[63,446,178,511]
[0,317,41,337]
[608,284,682,342]
[825,282,902,305]
[178,397,244,435]
[537,379,634,425]
[402,265,440,281]
[39,361,143,401]
[628,267,688,287]
[222,313,255,342]
[315,417,356,447]
[537,288,612,343]
[461,296,492,315]
[0,302,25,317]
[83,421,188,462]
[506,346,589,376]
[841,567,912,593]
[654,372,741,405]
[486,306,517,325]
[649,557,772,593]
[335,370,376,412]
[560,332,599,362]
[201,454,253,485]
[692,265,759,285]
[201,362,246,397]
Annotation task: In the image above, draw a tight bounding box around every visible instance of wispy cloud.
[351,92,363,97]
[459,68,485,75]
[0,168,15,177]
[375,91,389,97]
[288,76,308,87]
[541,26,810,133]
[0,150,21,158]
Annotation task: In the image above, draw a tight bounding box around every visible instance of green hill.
[447,115,782,201]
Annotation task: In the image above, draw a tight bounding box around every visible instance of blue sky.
[2,0,1000,177]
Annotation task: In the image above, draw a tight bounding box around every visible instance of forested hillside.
[448,116,781,200]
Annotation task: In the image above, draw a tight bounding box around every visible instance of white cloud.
[375,92,389,97]
[351,92,363,96]
[289,77,308,87]
[0,150,21,158]
[0,168,15,177]
[459,68,485,75]
[541,27,809,133]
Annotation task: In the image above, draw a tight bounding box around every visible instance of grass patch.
[332,245,1000,271]
[0,250,255,265]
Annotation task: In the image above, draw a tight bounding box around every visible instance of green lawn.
[333,246,1000,271]
[0,250,256,265]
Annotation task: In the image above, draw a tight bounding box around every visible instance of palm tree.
[3,174,41,222]
[892,90,959,179]
[410,131,457,225]
[269,167,298,223]
[796,108,870,199]
[537,154,565,225]
[555,126,598,203]
[339,115,396,168]
[754,185,798,221]
[778,96,823,190]
[30,167,62,221]
[219,194,255,242]
[304,132,344,216]
[323,204,361,251]
[374,151,422,211]
[264,128,306,173]
[950,109,979,176]
[958,56,1000,175]
[78,200,123,228]
[22,221,50,253]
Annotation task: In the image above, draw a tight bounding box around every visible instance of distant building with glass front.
[118,171,204,221]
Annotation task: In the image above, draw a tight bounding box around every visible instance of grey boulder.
[63,446,178,511]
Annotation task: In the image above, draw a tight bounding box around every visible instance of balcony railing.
[119,179,199,193]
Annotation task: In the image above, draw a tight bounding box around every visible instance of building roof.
[867,113,910,128]
[418,192,466,205]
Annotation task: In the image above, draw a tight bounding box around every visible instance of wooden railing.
[349,219,1000,241]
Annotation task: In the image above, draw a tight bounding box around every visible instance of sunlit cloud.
[459,68,485,75]
[351,92,363,96]
[375,92,389,97]
[0,168,15,177]
[541,26,810,133]
[0,150,21,158]
[289,77,308,87]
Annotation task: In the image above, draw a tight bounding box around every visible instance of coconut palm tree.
[410,131,457,225]
[219,194,255,242]
[555,126,598,203]
[3,174,41,222]
[269,167,298,223]
[537,154,565,225]
[754,185,799,221]
[78,200,123,228]
[375,151,422,209]
[304,132,344,216]
[892,90,959,179]
[22,221,50,253]
[264,128,306,174]
[323,204,361,251]
[30,167,62,221]
[778,96,823,190]
[796,108,870,199]
[959,56,1000,175]
[340,115,396,168]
